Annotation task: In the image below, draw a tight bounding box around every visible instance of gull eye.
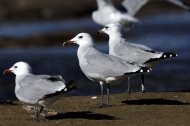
[105,26,109,29]
[14,66,18,69]
[79,36,83,39]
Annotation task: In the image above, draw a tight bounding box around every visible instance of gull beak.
[98,29,104,34]
[63,40,75,46]
[3,69,12,74]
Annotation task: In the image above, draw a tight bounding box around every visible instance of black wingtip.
[162,52,178,59]
[65,80,76,92]
[42,81,76,100]
[124,67,151,75]
[46,75,63,82]
[138,67,152,73]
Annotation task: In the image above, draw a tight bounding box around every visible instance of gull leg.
[141,74,145,93]
[39,106,44,114]
[106,84,110,105]
[127,76,131,94]
[99,81,104,107]
[35,107,40,122]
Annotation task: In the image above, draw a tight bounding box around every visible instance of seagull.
[3,61,75,121]
[99,23,178,93]
[92,0,190,26]
[63,33,151,107]
[92,0,139,26]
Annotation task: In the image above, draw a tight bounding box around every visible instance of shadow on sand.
[122,98,190,105]
[46,111,118,120]
[0,100,17,105]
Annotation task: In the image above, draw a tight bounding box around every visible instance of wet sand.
[0,92,190,126]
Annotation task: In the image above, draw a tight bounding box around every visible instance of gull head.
[99,23,122,36]
[63,33,94,47]
[3,61,32,76]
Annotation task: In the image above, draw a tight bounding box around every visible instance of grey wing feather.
[122,0,148,16]
[113,42,162,64]
[122,0,189,16]
[131,43,153,51]
[82,53,140,79]
[17,75,66,103]
[167,0,190,10]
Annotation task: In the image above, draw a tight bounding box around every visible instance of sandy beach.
[0,92,190,126]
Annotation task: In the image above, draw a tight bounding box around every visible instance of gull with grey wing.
[99,23,177,93]
[3,62,74,121]
[63,33,151,107]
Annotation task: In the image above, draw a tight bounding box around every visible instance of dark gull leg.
[35,107,40,122]
[39,106,44,114]
[127,76,131,94]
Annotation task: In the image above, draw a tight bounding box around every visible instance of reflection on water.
[0,12,190,100]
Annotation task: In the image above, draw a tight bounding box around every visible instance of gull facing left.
[99,23,177,93]
[3,61,74,121]
[63,33,151,107]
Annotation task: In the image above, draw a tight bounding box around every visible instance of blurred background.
[0,0,190,101]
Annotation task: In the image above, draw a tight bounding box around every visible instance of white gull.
[92,0,190,26]
[3,61,74,121]
[99,23,177,93]
[63,33,151,107]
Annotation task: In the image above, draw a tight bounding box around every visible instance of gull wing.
[122,0,148,16]
[167,0,190,10]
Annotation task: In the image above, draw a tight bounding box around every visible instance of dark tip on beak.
[3,69,12,75]
[63,40,74,46]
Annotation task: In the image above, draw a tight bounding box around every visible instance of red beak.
[3,69,12,74]
[63,40,75,46]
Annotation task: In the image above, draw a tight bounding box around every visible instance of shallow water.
[0,12,190,100]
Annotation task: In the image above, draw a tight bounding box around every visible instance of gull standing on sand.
[3,62,74,121]
[92,0,190,26]
[99,23,177,93]
[63,33,151,107]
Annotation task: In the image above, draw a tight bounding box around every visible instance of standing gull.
[63,33,151,107]
[99,23,177,93]
[3,61,74,121]
[92,0,190,26]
